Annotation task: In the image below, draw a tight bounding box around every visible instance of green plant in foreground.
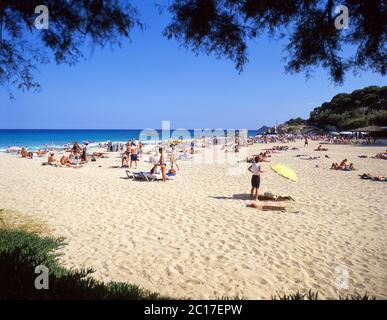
[0,229,170,300]
[271,290,375,300]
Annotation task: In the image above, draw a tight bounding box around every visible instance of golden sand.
[0,141,386,299]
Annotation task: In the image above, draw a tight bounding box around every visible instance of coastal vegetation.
[275,85,387,133]
[308,85,387,130]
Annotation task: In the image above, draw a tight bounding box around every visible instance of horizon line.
[0,128,264,131]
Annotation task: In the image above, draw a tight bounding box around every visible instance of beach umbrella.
[271,163,298,182]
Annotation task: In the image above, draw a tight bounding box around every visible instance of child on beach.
[81,146,88,162]
[48,152,58,165]
[121,153,129,168]
[248,156,264,201]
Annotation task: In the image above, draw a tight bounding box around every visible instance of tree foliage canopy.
[164,0,386,83]
[0,0,140,95]
[285,117,307,126]
[0,0,386,95]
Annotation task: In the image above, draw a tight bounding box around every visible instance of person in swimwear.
[158,147,167,182]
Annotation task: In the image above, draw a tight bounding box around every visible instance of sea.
[0,129,259,151]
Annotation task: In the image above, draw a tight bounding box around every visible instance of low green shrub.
[271,290,375,300]
[0,229,169,300]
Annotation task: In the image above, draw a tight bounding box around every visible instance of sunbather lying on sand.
[258,193,295,201]
[359,173,387,181]
[315,145,328,151]
[35,150,47,157]
[92,152,107,158]
[270,146,289,151]
[250,202,286,212]
[372,151,387,160]
[247,152,270,163]
[331,159,357,171]
[331,159,348,170]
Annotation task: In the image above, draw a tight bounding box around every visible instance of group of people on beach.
[245,135,386,209]
[5,133,385,190]
[10,146,68,162]
[9,146,45,159]
[121,140,143,169]
[43,142,90,168]
[118,140,180,182]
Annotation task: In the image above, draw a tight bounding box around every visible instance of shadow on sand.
[210,193,296,202]
[209,193,252,200]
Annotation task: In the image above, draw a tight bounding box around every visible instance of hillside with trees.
[308,86,387,130]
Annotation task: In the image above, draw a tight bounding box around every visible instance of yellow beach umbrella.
[271,163,298,182]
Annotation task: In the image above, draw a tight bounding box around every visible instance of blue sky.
[0,1,385,130]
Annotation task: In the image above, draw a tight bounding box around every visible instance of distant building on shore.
[350,126,387,143]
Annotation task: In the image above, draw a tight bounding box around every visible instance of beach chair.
[144,172,176,181]
[142,172,164,181]
[133,172,146,180]
[125,170,134,179]
[129,171,158,181]
[178,154,193,161]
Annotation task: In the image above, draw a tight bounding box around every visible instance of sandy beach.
[0,140,386,299]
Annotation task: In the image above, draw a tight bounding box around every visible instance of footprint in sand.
[175,264,184,275]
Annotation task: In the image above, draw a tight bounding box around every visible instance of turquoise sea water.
[0,129,258,150]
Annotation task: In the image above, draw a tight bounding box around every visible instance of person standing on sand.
[138,142,143,158]
[248,156,264,201]
[81,146,88,162]
[130,142,138,169]
[304,135,309,147]
[170,146,179,171]
[158,147,167,182]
